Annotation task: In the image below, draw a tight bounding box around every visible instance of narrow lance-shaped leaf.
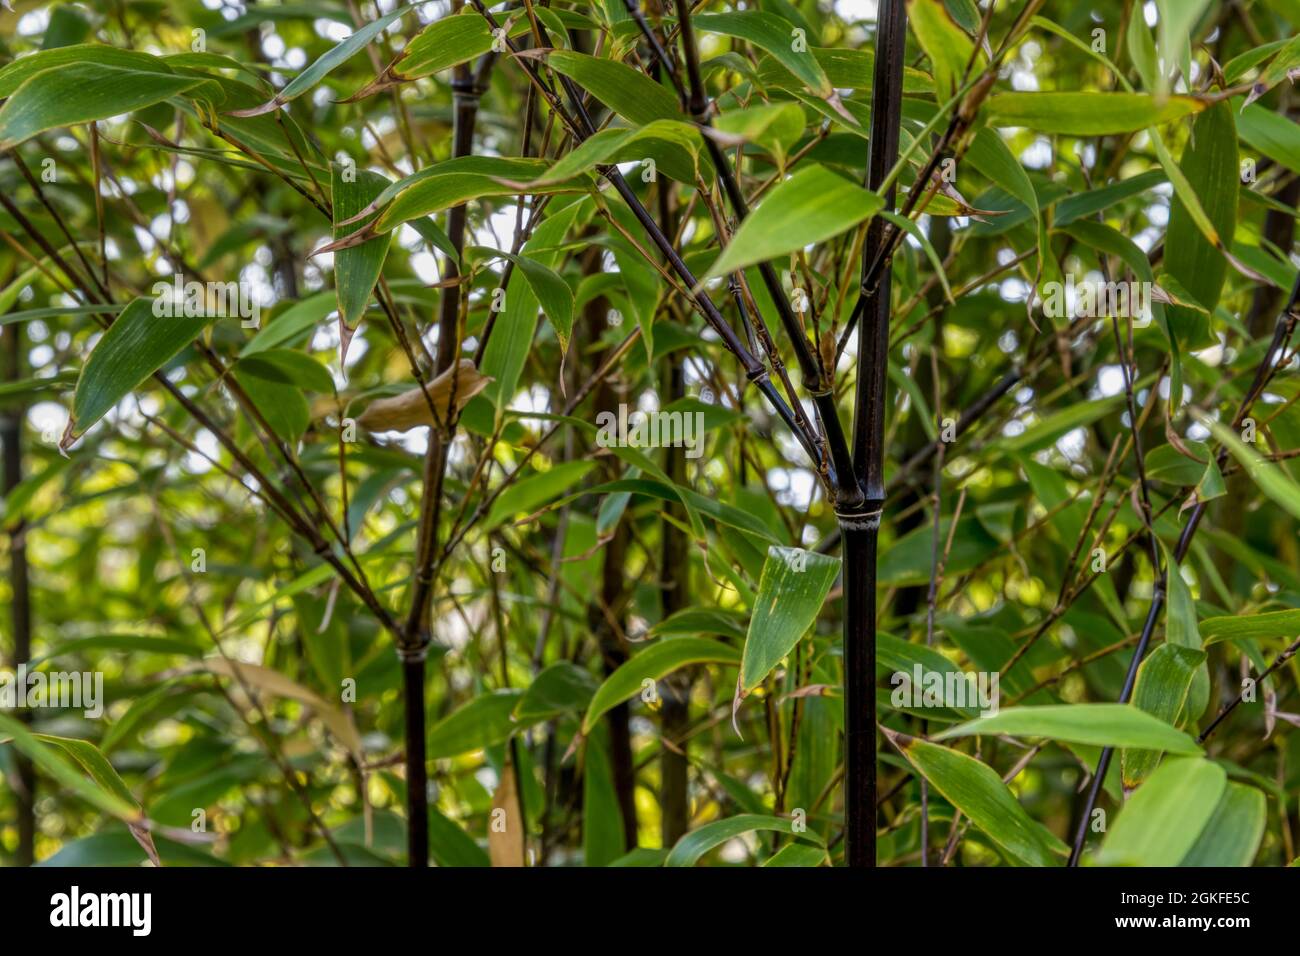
[1204,417,1300,522]
[1180,782,1267,866]
[468,246,574,353]
[1121,644,1206,790]
[693,11,833,99]
[63,296,217,451]
[1163,102,1238,351]
[885,729,1067,867]
[544,50,680,127]
[230,4,411,116]
[0,44,173,97]
[740,546,840,693]
[0,63,206,149]
[702,165,883,283]
[1098,757,1225,865]
[936,703,1203,754]
[1201,609,1300,645]
[983,92,1205,135]
[425,689,526,759]
[0,714,139,821]
[907,0,981,100]
[345,11,531,100]
[333,165,394,363]
[664,813,823,867]
[583,637,741,734]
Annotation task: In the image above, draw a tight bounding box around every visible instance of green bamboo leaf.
[983,92,1204,134]
[693,11,832,98]
[0,714,139,821]
[514,661,598,723]
[484,460,596,532]
[239,292,337,356]
[713,103,805,161]
[1121,644,1206,789]
[468,247,574,352]
[1242,35,1300,103]
[583,724,625,866]
[1223,38,1292,85]
[740,546,840,693]
[357,10,528,89]
[235,349,335,395]
[1054,169,1165,227]
[0,44,173,98]
[480,199,588,407]
[1204,417,1300,521]
[1098,757,1225,865]
[1153,0,1212,97]
[369,157,578,235]
[887,731,1066,867]
[28,634,203,668]
[664,813,823,867]
[906,0,981,99]
[878,632,982,720]
[1238,102,1300,172]
[935,703,1203,754]
[1149,127,1221,260]
[997,393,1124,453]
[429,806,489,867]
[754,46,932,94]
[762,843,829,867]
[1164,550,1203,650]
[516,120,701,187]
[702,165,883,282]
[1201,609,1300,645]
[232,4,411,115]
[34,734,140,811]
[333,167,393,337]
[1164,102,1237,349]
[234,366,310,443]
[426,689,526,759]
[0,63,206,149]
[545,50,680,126]
[64,296,216,449]
[1180,782,1266,866]
[582,637,741,734]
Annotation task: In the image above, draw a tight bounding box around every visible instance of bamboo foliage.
[0,0,1299,871]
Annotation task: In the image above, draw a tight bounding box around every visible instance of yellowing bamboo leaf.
[199,658,363,761]
[488,762,525,867]
[356,359,492,433]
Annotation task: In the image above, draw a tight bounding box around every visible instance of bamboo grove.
[2,0,1300,868]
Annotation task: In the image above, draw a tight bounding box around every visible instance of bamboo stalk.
[1,313,34,866]
[843,0,908,869]
[400,49,492,866]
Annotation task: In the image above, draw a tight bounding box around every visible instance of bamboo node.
[833,502,882,531]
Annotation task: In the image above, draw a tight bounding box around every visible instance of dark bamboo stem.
[2,312,34,866]
[843,0,908,868]
[401,47,491,868]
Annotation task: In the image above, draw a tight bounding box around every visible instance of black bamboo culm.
[2,315,35,866]
[1067,274,1300,865]
[843,0,908,868]
[401,53,493,868]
